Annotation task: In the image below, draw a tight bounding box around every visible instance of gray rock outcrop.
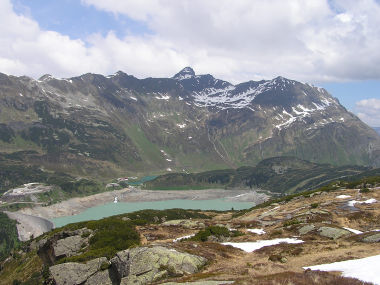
[111,246,207,284]
[48,245,207,285]
[37,228,92,264]
[298,224,315,235]
[54,235,85,258]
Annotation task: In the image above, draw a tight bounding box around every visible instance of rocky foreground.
[1,185,379,284]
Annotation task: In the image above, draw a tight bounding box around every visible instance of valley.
[1,68,380,284]
[0,68,379,180]
[0,173,379,284]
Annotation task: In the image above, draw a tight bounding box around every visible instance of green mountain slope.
[145,157,370,194]
[0,69,379,178]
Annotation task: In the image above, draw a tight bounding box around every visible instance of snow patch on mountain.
[191,79,283,109]
[274,99,336,130]
[177,123,186,129]
[172,68,340,130]
[155,94,170,100]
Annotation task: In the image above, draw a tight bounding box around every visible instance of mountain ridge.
[0,68,379,178]
[144,156,371,194]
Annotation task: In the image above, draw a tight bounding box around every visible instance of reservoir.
[51,198,254,227]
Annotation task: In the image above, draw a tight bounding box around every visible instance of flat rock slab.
[318,226,351,240]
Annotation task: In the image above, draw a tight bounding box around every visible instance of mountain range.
[0,67,379,178]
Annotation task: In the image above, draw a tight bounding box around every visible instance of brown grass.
[234,270,373,285]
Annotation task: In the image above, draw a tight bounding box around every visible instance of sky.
[1,0,380,127]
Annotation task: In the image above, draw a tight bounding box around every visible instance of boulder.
[49,257,109,285]
[361,232,380,243]
[317,226,351,240]
[111,246,207,284]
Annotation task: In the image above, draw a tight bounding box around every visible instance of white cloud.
[80,0,380,82]
[356,98,380,127]
[0,0,188,79]
[1,0,380,83]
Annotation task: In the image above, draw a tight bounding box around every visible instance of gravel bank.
[5,211,54,241]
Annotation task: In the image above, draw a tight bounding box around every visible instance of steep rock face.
[0,68,379,177]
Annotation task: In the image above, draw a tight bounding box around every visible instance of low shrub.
[360,188,370,193]
[119,208,209,225]
[269,230,283,237]
[283,219,301,227]
[190,226,230,242]
[310,203,318,208]
[60,218,140,263]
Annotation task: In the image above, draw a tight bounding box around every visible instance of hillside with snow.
[0,68,379,177]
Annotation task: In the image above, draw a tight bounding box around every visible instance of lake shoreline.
[18,187,269,220]
[13,187,268,239]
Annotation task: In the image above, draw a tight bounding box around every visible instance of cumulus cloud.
[1,0,380,83]
[356,98,380,127]
[0,0,188,79]
[80,0,380,82]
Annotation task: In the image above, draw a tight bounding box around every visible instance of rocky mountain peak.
[173,67,196,80]
[38,74,54,81]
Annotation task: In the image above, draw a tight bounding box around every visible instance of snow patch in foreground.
[247,229,266,235]
[173,234,195,242]
[343,227,363,234]
[304,254,380,285]
[336,195,351,199]
[222,238,303,252]
[347,198,377,207]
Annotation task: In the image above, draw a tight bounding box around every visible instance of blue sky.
[320,81,380,115]
[13,0,151,39]
[1,0,380,126]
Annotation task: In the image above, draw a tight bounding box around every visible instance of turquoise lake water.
[127,176,157,185]
[51,199,253,227]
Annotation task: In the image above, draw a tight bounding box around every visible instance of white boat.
[114,197,118,203]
